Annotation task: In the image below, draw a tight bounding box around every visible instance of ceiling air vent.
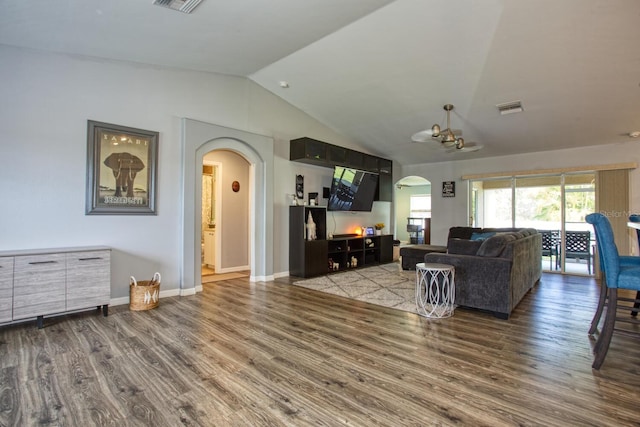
[496,100,524,115]
[153,0,203,14]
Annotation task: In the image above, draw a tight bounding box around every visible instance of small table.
[415,262,455,318]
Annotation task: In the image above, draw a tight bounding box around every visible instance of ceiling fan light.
[442,138,456,148]
[431,124,440,137]
[456,138,465,149]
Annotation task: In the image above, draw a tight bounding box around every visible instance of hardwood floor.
[1,271,639,426]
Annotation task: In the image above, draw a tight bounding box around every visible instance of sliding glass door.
[470,172,595,276]
[515,176,562,272]
[561,174,595,275]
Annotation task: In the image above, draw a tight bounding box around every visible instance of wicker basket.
[129,272,161,311]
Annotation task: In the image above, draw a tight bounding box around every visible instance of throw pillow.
[470,231,496,241]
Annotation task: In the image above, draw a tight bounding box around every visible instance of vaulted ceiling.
[2,0,639,165]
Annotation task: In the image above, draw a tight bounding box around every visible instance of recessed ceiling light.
[279,81,290,89]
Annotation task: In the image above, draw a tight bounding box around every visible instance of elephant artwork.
[103,152,145,198]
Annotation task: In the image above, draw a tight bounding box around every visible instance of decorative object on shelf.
[306,211,317,241]
[365,238,374,248]
[86,120,158,215]
[411,104,483,153]
[308,192,318,206]
[442,181,455,197]
[365,227,375,236]
[290,194,297,205]
[351,256,358,267]
[232,181,240,192]
[375,223,385,235]
[296,175,304,199]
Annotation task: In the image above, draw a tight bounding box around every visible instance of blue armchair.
[585,213,640,369]
[629,214,640,317]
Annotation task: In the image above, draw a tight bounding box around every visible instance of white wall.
[400,145,640,245]
[2,45,636,301]
[0,45,391,299]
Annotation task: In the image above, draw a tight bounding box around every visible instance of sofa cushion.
[448,239,483,255]
[476,233,517,257]
[448,227,481,240]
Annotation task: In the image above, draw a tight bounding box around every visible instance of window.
[410,194,431,219]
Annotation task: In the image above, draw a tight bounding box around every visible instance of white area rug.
[292,263,419,314]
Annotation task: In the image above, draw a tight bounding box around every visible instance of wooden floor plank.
[0,271,639,426]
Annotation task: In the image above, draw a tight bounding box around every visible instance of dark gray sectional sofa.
[423,227,542,319]
[400,244,447,270]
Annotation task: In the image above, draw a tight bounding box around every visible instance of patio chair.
[563,230,592,274]
[585,213,640,369]
[539,230,559,270]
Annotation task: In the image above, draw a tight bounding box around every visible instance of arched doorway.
[394,176,431,244]
[201,150,251,278]
[181,119,274,294]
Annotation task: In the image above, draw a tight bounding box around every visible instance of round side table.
[415,262,456,318]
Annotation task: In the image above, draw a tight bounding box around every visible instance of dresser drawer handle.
[78,257,103,261]
[28,261,58,265]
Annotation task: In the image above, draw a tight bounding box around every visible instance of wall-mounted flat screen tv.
[327,166,379,212]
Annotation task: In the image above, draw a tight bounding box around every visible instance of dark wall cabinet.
[290,137,393,201]
[289,206,393,278]
[289,206,328,278]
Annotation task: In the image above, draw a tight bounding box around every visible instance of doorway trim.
[181,119,274,295]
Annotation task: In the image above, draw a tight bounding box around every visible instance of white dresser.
[0,246,111,328]
[0,257,14,323]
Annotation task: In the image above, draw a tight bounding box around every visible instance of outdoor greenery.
[474,177,595,229]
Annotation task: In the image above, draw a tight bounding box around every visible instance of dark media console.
[289,206,393,278]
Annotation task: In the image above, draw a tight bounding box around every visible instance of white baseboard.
[215,264,250,274]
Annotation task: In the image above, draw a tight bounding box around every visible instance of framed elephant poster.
[86,120,158,215]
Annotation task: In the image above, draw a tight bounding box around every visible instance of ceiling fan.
[411,104,483,152]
